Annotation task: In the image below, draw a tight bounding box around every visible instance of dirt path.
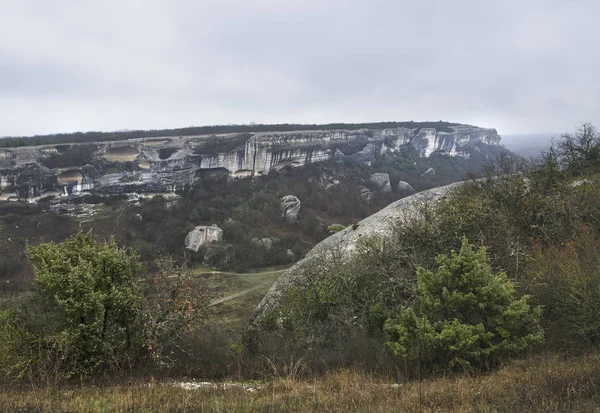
[197,269,288,277]
[206,268,287,306]
[208,283,272,306]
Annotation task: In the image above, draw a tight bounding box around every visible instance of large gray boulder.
[397,180,416,197]
[184,224,223,252]
[254,181,469,322]
[281,195,301,224]
[369,173,392,193]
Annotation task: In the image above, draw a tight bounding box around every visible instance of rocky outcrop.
[0,124,500,202]
[359,187,374,202]
[369,173,392,193]
[422,167,436,176]
[280,195,301,224]
[251,237,279,250]
[379,126,501,158]
[184,225,223,252]
[253,181,469,322]
[397,181,416,197]
[204,243,234,265]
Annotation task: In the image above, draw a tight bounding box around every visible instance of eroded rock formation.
[184,225,223,252]
[280,195,301,224]
[0,124,500,202]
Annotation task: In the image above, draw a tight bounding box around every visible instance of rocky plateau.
[0,125,500,203]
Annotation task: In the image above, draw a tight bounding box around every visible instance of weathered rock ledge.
[0,125,499,202]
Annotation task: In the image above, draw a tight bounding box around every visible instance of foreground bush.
[26,229,142,376]
[0,230,210,382]
[385,238,544,373]
[524,227,600,347]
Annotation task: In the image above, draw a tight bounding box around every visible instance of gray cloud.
[1,0,599,136]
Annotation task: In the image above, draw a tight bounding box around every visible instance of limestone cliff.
[0,124,500,202]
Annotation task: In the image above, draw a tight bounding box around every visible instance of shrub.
[26,229,142,376]
[556,123,600,176]
[523,227,600,347]
[40,144,98,168]
[327,224,346,233]
[385,238,543,373]
[140,258,211,365]
[0,309,39,382]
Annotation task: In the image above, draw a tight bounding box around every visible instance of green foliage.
[327,224,346,233]
[256,125,600,371]
[263,236,414,353]
[0,309,39,382]
[524,227,600,347]
[158,147,178,159]
[26,229,142,376]
[140,258,211,365]
[39,144,98,168]
[385,238,543,373]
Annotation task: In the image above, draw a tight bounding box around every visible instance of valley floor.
[1,351,599,412]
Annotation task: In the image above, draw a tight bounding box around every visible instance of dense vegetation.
[255,123,600,374]
[0,121,463,148]
[39,144,98,169]
[1,231,208,380]
[0,138,501,292]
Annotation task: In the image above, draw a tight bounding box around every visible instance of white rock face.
[369,173,392,192]
[380,126,500,159]
[185,225,223,252]
[280,195,301,224]
[0,125,501,202]
[397,181,416,197]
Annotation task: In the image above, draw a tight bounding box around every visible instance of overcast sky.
[1,0,599,137]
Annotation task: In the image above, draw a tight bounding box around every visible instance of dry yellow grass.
[56,171,83,184]
[1,351,599,412]
[103,146,140,162]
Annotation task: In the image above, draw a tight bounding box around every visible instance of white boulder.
[185,224,223,252]
[281,195,301,224]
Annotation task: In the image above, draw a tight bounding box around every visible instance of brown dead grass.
[103,146,140,162]
[1,351,599,412]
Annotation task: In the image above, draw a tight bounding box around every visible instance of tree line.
[0,121,463,148]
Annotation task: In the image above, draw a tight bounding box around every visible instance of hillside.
[0,124,599,412]
[0,122,506,293]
